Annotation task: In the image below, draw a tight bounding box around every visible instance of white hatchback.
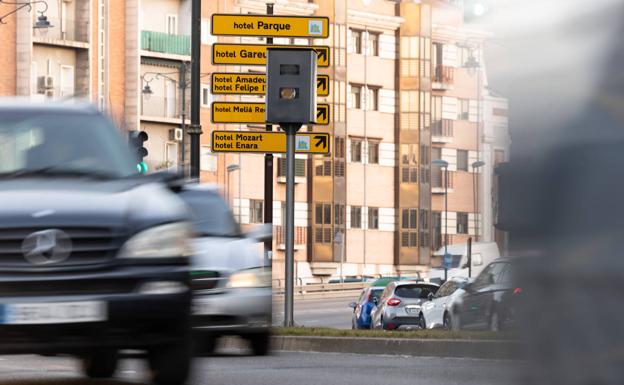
[419,277,469,330]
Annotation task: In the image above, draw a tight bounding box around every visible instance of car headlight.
[227,268,271,289]
[119,222,192,259]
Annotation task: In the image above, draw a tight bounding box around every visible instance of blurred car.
[0,100,192,384]
[451,257,521,331]
[176,184,272,355]
[419,277,469,329]
[348,286,385,329]
[370,281,439,330]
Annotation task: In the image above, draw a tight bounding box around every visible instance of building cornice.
[347,9,405,31]
[432,24,491,44]
[236,0,318,16]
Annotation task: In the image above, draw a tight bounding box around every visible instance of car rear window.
[394,285,437,299]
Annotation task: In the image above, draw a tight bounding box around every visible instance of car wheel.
[148,336,192,385]
[443,312,452,330]
[490,311,500,332]
[246,332,271,356]
[451,311,462,331]
[418,314,427,330]
[81,349,118,379]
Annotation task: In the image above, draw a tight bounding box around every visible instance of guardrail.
[273,281,368,296]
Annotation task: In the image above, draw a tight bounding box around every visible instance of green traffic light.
[137,162,148,174]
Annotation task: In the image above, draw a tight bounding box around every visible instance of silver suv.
[370,281,439,330]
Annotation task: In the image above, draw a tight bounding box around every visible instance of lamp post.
[0,0,51,27]
[226,164,240,219]
[141,63,189,174]
[471,160,485,242]
[432,159,449,282]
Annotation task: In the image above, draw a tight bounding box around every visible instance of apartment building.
[199,0,509,283]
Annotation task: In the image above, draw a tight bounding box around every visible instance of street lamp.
[471,160,485,242]
[0,1,52,28]
[432,159,449,282]
[141,63,189,174]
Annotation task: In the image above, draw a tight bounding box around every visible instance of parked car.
[348,286,385,329]
[0,100,193,384]
[429,242,501,284]
[419,277,469,329]
[176,184,272,355]
[451,257,521,331]
[370,281,439,330]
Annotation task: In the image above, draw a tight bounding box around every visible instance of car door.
[432,281,456,327]
[460,264,495,329]
[463,262,507,329]
[371,286,389,328]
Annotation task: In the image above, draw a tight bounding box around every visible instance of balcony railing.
[33,18,89,43]
[431,119,454,138]
[275,225,307,246]
[141,30,191,56]
[433,65,454,85]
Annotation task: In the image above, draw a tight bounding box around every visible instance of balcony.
[432,65,454,90]
[141,31,190,57]
[431,119,454,143]
[32,18,90,47]
[275,225,307,250]
[431,168,454,193]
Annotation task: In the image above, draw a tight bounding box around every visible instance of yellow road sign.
[212,102,330,125]
[211,73,330,96]
[211,14,329,38]
[212,44,330,67]
[211,131,331,154]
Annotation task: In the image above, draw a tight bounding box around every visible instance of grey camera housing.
[265,48,317,125]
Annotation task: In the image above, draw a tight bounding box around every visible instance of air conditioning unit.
[37,76,54,92]
[169,128,183,142]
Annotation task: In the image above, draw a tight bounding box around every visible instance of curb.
[222,335,521,360]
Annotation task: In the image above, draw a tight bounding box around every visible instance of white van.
[427,242,500,283]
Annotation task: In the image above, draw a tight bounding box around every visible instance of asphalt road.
[273,296,354,329]
[0,351,518,385]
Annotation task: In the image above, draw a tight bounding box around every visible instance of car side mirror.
[348,302,357,309]
[464,283,475,293]
[373,297,379,305]
[427,292,434,301]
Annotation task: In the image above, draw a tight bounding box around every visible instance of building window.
[432,211,442,250]
[349,84,362,109]
[457,150,469,171]
[419,209,430,248]
[368,141,379,164]
[334,160,345,177]
[402,209,417,230]
[201,84,212,108]
[457,212,469,234]
[401,144,418,183]
[369,32,380,56]
[350,29,363,54]
[335,137,345,158]
[351,206,362,229]
[315,158,332,176]
[334,204,345,226]
[166,14,178,35]
[458,98,469,120]
[277,158,306,177]
[315,203,332,243]
[350,139,362,163]
[368,207,379,230]
[249,200,263,224]
[367,87,379,111]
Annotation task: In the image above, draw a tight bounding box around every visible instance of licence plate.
[406,307,420,314]
[0,301,107,325]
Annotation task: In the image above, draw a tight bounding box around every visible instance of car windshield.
[0,111,137,179]
[394,285,437,299]
[178,190,240,237]
[370,289,383,300]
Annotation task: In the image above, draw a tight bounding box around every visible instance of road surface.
[0,351,517,385]
[273,296,354,329]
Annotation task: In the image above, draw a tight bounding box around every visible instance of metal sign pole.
[264,3,274,269]
[283,124,300,327]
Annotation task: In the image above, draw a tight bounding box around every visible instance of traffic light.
[129,131,149,173]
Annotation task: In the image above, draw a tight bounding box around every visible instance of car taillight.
[513,287,522,295]
[387,298,401,306]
